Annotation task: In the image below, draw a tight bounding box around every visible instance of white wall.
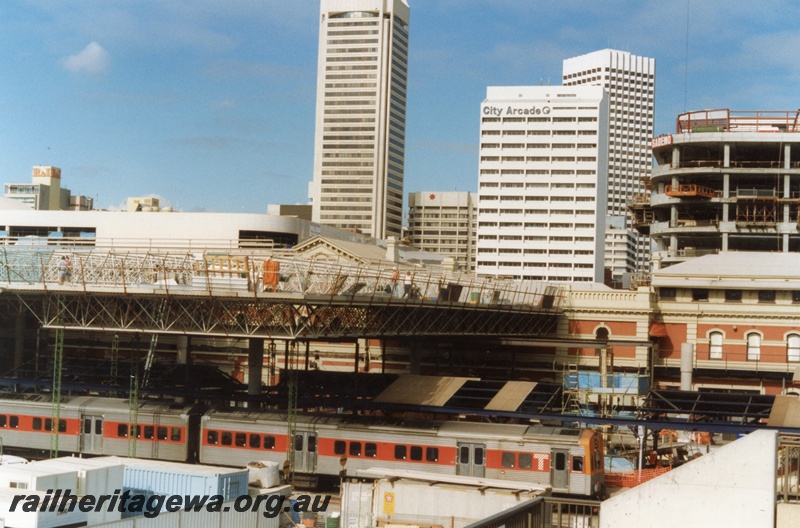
[600,430,777,527]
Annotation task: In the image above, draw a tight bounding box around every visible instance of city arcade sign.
[483,105,551,117]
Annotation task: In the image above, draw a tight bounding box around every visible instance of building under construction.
[630,109,800,267]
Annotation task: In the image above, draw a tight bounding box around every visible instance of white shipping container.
[0,488,87,528]
[27,458,126,525]
[0,465,78,495]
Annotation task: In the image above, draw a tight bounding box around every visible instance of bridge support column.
[248,338,265,397]
[176,335,191,365]
[14,307,25,370]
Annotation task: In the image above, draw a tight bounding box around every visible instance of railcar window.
[84,419,91,434]
[555,452,566,471]
[474,447,485,466]
[44,418,53,431]
[264,435,276,449]
[519,453,532,469]
[501,452,515,468]
[33,417,43,430]
[59,420,66,433]
[294,435,304,451]
[171,427,181,442]
[334,440,346,455]
[157,427,168,441]
[236,433,247,447]
[308,436,317,453]
[144,426,154,440]
[410,446,423,461]
[132,425,141,438]
[221,432,232,446]
[9,416,18,428]
[207,431,218,444]
[249,434,261,448]
[426,447,438,462]
[349,442,362,457]
[365,443,377,457]
[459,446,469,464]
[394,445,407,460]
[118,424,128,437]
[0,415,6,428]
[95,420,102,435]
[572,455,584,472]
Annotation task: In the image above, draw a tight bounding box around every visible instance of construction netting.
[604,465,672,489]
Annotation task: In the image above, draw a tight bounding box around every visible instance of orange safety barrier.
[605,466,672,489]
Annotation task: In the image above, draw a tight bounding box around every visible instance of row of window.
[206,430,277,449]
[662,288,800,304]
[116,424,183,442]
[707,331,800,362]
[332,440,440,462]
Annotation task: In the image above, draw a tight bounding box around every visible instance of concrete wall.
[600,430,777,528]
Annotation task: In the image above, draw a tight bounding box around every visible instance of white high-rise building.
[408,191,477,272]
[562,49,655,275]
[475,86,608,283]
[309,0,410,239]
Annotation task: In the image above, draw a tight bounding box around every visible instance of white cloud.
[61,42,110,73]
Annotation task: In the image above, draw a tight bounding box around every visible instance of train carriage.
[0,394,193,462]
[0,394,604,498]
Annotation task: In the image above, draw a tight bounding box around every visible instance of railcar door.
[293,431,318,473]
[551,448,570,490]
[456,442,486,478]
[81,415,104,454]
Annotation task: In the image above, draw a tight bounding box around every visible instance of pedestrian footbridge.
[0,247,563,340]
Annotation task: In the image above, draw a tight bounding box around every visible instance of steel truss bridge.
[0,247,563,340]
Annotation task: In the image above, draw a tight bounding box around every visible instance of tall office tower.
[562,49,656,276]
[408,191,477,272]
[475,86,609,283]
[309,0,410,239]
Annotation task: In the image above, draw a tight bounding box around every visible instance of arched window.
[709,331,723,360]
[788,334,800,363]
[746,333,761,361]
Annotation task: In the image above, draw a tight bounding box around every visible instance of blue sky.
[2,1,800,213]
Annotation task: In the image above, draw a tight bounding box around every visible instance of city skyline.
[2,1,799,213]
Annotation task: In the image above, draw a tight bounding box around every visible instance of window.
[501,452,516,468]
[365,443,377,457]
[426,447,439,462]
[394,445,407,460]
[118,424,129,437]
[308,436,316,453]
[692,289,709,301]
[758,290,776,303]
[0,415,6,428]
[474,447,485,466]
[554,452,566,471]
[9,416,18,428]
[789,334,800,362]
[144,426,154,440]
[171,428,181,442]
[709,331,723,360]
[132,425,141,438]
[793,291,800,304]
[410,446,423,461]
[207,431,218,444]
[747,333,761,361]
[725,289,742,302]
[349,442,362,457]
[249,434,261,449]
[334,440,346,455]
[519,453,532,469]
[236,433,247,447]
[221,432,232,446]
[157,427,168,441]
[32,417,42,431]
[264,435,276,450]
[572,455,584,472]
